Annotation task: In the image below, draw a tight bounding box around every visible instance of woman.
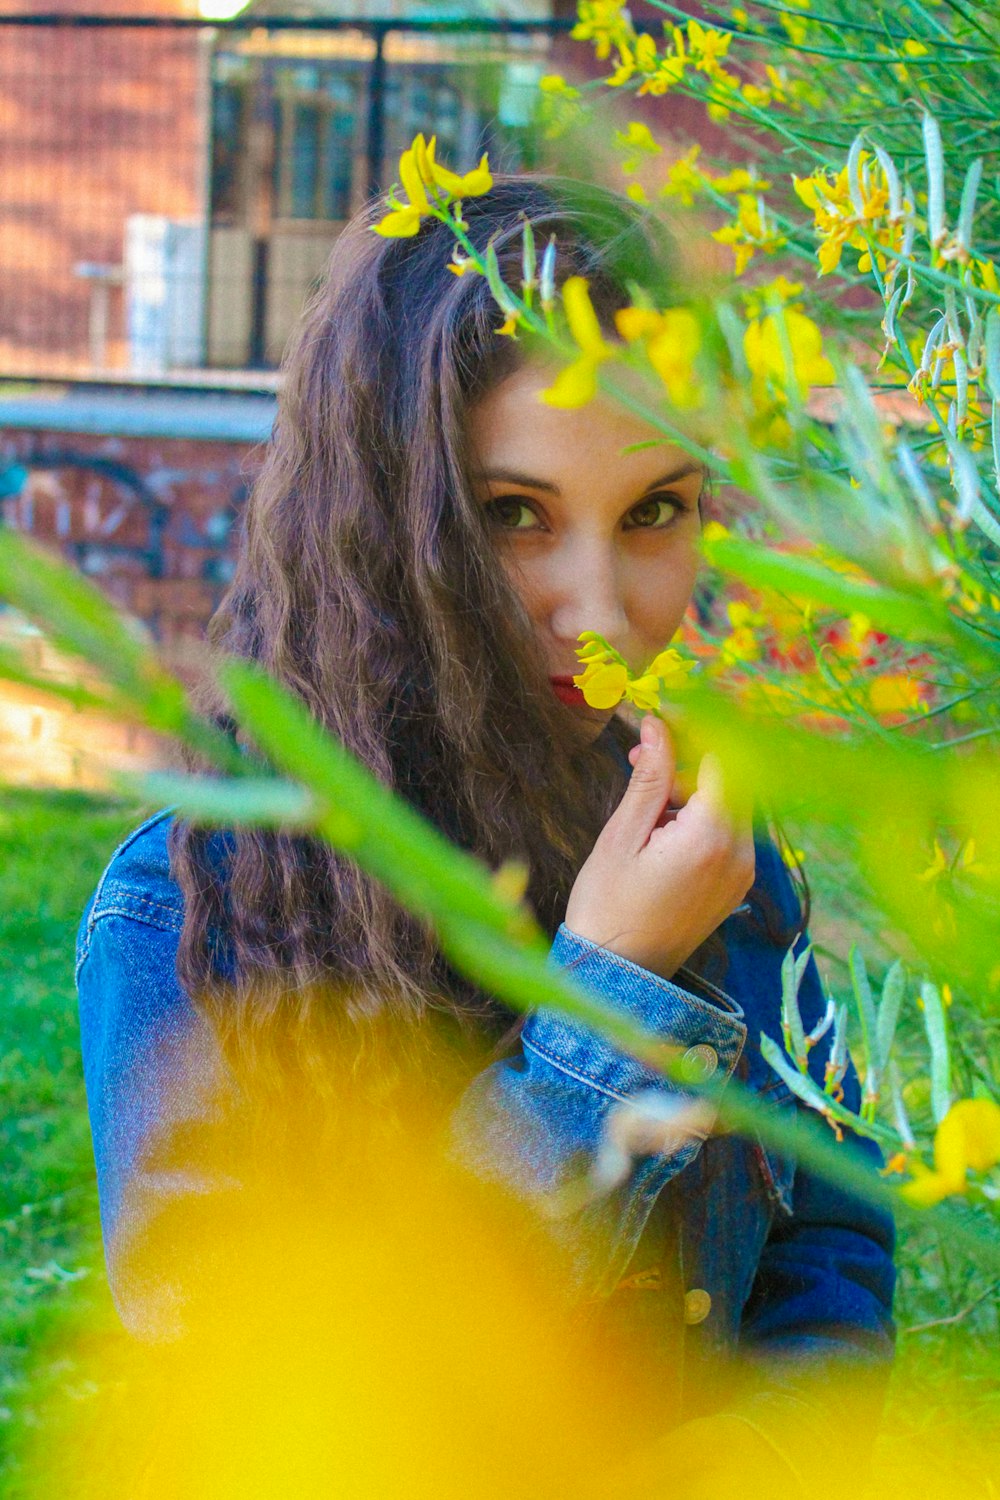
[76,173,895,1492]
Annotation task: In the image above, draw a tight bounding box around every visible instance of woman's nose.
[548,542,629,650]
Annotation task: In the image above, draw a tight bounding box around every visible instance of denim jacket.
[76,809,896,1487]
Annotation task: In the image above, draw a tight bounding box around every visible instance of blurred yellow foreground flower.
[899,1096,1000,1206]
[539,276,617,407]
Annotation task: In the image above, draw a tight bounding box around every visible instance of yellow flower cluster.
[601,18,738,101]
[793,151,908,276]
[570,0,633,61]
[743,307,836,402]
[373,133,492,239]
[659,143,771,208]
[538,277,704,411]
[573,632,695,712]
[615,305,703,409]
[711,193,787,275]
[899,1097,1000,1206]
[614,120,662,175]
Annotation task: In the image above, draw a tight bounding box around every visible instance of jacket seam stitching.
[94,897,184,928]
[75,902,184,983]
[77,810,178,973]
[521,1035,642,1104]
[555,930,746,1026]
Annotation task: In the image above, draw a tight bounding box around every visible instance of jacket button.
[681,1044,718,1081]
[683,1287,712,1325]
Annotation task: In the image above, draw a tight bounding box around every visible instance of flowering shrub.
[362,1,1000,1221]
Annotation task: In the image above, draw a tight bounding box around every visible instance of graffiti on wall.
[0,434,256,643]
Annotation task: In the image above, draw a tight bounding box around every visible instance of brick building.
[0,0,732,660]
[0,0,210,379]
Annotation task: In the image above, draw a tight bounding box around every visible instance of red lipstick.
[550,676,588,707]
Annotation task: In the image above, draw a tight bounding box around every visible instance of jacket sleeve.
[448,922,750,1296]
[75,903,237,1341]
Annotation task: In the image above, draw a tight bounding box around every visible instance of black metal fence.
[0,11,574,385]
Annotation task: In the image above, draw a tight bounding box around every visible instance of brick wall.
[0,0,208,376]
[2,420,266,645]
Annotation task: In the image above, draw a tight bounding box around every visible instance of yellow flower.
[712,166,772,194]
[660,145,706,207]
[917,839,949,884]
[573,633,694,711]
[976,258,1000,294]
[539,277,616,408]
[903,38,928,56]
[571,0,633,61]
[576,659,630,709]
[711,193,787,275]
[740,275,803,321]
[539,73,581,99]
[372,134,492,239]
[764,64,789,100]
[743,308,835,400]
[868,673,927,716]
[899,1098,1000,1206]
[741,82,772,108]
[626,182,650,204]
[721,624,760,664]
[447,254,478,277]
[615,304,703,408]
[779,11,809,43]
[430,153,494,201]
[687,18,732,77]
[627,648,695,710]
[615,120,662,174]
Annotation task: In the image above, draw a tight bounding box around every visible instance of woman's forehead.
[467,363,700,497]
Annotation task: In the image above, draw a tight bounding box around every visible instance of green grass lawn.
[1,790,997,1493]
[0,792,142,1493]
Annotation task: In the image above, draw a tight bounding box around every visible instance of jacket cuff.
[524,924,748,1103]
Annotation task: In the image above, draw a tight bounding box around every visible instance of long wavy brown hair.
[169,174,805,1089]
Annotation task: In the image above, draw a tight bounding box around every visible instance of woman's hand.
[565,714,755,982]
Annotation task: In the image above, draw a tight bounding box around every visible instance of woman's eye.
[626,495,683,530]
[485,497,539,531]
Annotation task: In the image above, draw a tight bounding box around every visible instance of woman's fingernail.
[640,714,657,747]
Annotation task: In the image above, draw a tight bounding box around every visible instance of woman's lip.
[549,676,588,707]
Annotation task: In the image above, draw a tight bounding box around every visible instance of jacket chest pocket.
[750,1079,798,1217]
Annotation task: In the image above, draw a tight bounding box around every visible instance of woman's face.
[467,362,704,740]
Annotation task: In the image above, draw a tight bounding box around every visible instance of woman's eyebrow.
[639,462,705,495]
[474,459,705,496]
[475,467,560,494]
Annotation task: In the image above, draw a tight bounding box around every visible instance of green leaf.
[759,1033,896,1146]
[875,960,907,1076]
[780,941,811,1067]
[849,944,878,1072]
[920,980,952,1125]
[137,772,318,828]
[700,531,961,645]
[0,531,242,775]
